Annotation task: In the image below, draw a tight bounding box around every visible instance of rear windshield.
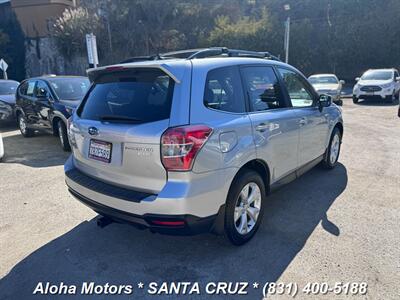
[79,69,174,123]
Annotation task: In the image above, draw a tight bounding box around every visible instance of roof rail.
[119,47,281,64]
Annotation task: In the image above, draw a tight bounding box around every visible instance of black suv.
[15,75,90,151]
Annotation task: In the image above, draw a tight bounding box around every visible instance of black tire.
[322,127,342,169]
[17,114,34,137]
[352,96,359,104]
[57,120,71,152]
[224,169,266,246]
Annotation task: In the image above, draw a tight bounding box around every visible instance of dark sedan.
[0,80,19,122]
[15,75,90,151]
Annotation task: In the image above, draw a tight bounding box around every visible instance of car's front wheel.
[224,170,266,246]
[58,120,71,152]
[18,114,34,137]
[352,96,359,104]
[322,127,342,169]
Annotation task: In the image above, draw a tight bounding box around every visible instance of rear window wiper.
[98,115,142,123]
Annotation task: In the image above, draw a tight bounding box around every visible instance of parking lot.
[0,98,399,299]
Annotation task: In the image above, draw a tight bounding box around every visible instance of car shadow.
[0,121,18,133]
[356,98,399,106]
[1,132,69,168]
[0,164,347,299]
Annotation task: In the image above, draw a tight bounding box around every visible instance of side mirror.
[339,80,345,85]
[36,88,49,99]
[318,94,332,111]
[355,77,360,82]
[395,76,400,82]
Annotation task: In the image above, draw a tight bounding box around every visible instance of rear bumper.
[64,156,229,235]
[68,188,219,235]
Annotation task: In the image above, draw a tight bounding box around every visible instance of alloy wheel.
[330,133,340,164]
[19,117,26,134]
[234,182,262,235]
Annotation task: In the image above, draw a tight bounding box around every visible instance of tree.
[50,7,103,60]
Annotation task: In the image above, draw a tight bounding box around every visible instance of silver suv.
[65,48,343,245]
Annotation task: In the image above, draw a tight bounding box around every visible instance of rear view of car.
[308,74,344,105]
[65,48,344,246]
[65,62,219,235]
[0,80,19,122]
[15,76,90,151]
[353,69,400,103]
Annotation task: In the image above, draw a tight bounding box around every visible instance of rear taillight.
[161,125,213,171]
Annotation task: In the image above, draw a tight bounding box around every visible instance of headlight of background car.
[381,83,393,89]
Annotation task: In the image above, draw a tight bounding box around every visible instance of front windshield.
[0,81,19,95]
[48,77,90,101]
[361,71,393,81]
[309,76,338,84]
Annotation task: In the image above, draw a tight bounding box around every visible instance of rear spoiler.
[87,63,182,84]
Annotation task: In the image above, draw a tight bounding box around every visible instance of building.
[10,0,77,38]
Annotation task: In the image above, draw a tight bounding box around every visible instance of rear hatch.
[70,67,177,194]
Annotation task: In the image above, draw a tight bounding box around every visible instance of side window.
[26,81,36,97]
[203,66,245,113]
[241,66,286,112]
[394,71,399,79]
[278,68,315,108]
[34,81,50,98]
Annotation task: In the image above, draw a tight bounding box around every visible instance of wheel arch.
[51,113,68,135]
[335,121,344,138]
[230,159,271,196]
[211,158,271,235]
[52,116,63,134]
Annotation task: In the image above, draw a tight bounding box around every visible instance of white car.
[0,133,4,162]
[353,69,400,103]
[308,74,344,105]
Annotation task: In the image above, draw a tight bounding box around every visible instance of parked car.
[308,74,344,105]
[64,48,344,245]
[15,75,90,151]
[0,79,19,122]
[353,69,400,103]
[0,132,3,161]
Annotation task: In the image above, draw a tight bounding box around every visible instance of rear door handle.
[255,123,269,132]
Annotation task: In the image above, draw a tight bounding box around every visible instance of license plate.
[88,139,112,163]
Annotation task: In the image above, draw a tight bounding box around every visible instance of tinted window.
[361,70,393,81]
[34,81,50,98]
[26,81,36,97]
[309,76,338,84]
[0,81,19,95]
[204,66,245,113]
[278,68,314,108]
[48,77,90,101]
[241,66,285,111]
[79,69,174,123]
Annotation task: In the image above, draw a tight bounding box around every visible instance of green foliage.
[49,0,400,80]
[51,7,102,59]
